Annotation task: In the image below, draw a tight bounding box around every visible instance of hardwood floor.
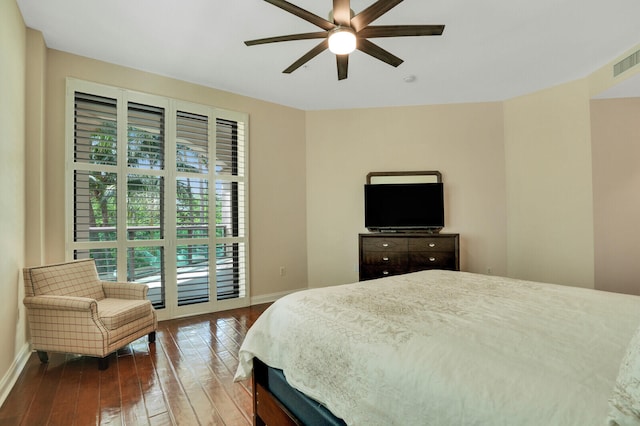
[0,303,271,426]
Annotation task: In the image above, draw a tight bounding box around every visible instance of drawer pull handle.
[382,271,390,275]
[382,243,389,247]
[382,257,389,261]
[429,243,436,248]
[429,257,436,262]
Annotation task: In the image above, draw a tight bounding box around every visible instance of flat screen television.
[364,182,444,232]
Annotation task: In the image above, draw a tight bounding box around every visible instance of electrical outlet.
[487,267,492,275]
[279,266,286,277]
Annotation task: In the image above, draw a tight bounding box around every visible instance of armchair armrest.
[102,281,149,300]
[23,295,98,313]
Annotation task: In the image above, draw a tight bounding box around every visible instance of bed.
[234,270,640,425]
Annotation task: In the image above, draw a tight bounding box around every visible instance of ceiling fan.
[244,0,445,80]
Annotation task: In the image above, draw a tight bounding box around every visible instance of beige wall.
[44,51,309,301]
[25,28,47,267]
[0,0,28,400]
[590,97,640,295]
[305,103,508,287]
[503,79,595,287]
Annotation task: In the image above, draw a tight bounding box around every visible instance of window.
[67,79,249,318]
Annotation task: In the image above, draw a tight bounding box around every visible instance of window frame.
[65,78,250,320]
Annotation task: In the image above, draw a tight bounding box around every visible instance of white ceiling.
[16,0,640,110]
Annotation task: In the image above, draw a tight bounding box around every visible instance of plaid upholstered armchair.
[23,259,157,370]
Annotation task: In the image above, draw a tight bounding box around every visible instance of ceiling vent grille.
[614,50,640,77]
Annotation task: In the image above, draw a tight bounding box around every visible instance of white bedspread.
[235,270,640,425]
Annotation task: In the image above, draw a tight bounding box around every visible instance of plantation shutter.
[175,111,211,305]
[215,118,247,299]
[72,92,119,277]
[67,79,249,318]
[126,102,166,307]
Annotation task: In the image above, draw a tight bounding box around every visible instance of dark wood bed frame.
[252,358,302,426]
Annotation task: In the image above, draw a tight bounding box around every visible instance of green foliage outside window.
[85,122,222,271]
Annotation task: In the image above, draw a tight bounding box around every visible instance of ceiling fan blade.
[350,0,403,32]
[332,0,351,26]
[245,32,328,46]
[264,0,335,31]
[357,38,403,67]
[337,54,349,80]
[283,40,329,74]
[358,24,445,38]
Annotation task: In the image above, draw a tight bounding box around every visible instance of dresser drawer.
[409,251,457,270]
[361,250,407,266]
[360,265,408,280]
[361,237,408,251]
[408,237,457,252]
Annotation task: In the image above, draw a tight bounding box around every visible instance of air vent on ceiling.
[614,50,640,77]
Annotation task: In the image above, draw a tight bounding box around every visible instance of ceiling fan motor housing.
[328,26,357,54]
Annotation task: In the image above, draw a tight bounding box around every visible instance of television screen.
[364,183,444,231]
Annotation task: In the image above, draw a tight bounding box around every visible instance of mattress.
[235,270,640,425]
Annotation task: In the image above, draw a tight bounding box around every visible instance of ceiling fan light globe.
[328,27,356,55]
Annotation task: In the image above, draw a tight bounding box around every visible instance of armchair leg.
[36,351,48,364]
[148,331,156,343]
[98,357,109,371]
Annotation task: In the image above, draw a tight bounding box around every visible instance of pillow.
[608,325,640,425]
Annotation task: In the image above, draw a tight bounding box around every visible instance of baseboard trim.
[250,288,306,306]
[0,343,31,408]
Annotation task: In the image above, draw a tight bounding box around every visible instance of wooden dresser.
[359,233,459,281]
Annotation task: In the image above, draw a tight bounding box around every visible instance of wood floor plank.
[18,352,67,425]
[0,303,271,426]
[182,325,250,425]
[148,412,175,426]
[99,353,123,425]
[47,355,84,425]
[117,348,150,426]
[161,321,227,425]
[152,329,208,425]
[73,356,101,426]
[132,341,170,420]
[0,356,44,424]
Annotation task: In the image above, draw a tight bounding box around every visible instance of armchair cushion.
[98,298,153,330]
